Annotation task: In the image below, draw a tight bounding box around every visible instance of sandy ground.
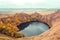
[0,11,55,40]
[0,11,55,17]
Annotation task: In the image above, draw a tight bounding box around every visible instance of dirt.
[0,10,60,40]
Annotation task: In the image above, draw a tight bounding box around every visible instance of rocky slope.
[0,10,60,40]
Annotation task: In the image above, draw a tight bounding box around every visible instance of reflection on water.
[20,22,49,37]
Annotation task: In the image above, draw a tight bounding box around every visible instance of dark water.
[19,22,50,37]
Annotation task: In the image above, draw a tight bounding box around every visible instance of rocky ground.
[0,10,60,40]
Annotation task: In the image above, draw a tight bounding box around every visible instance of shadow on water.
[17,21,50,37]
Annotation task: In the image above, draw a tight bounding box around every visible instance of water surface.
[20,22,50,37]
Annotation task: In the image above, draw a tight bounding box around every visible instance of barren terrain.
[0,10,60,40]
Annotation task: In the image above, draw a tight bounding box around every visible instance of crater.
[17,21,50,37]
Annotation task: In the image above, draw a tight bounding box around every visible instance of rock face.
[0,10,60,40]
